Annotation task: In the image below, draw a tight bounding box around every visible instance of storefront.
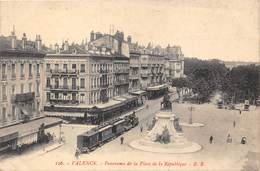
[0,132,18,152]
[0,117,62,153]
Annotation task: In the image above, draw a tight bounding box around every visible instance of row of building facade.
[0,29,184,152]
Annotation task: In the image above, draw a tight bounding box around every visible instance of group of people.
[209,135,247,144]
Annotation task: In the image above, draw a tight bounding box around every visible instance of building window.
[46,78,51,87]
[80,64,85,73]
[55,64,59,71]
[46,63,51,71]
[36,81,40,96]
[2,107,6,122]
[36,64,40,76]
[2,85,7,100]
[20,63,24,78]
[55,93,59,99]
[80,78,85,88]
[46,92,50,102]
[63,64,68,70]
[72,78,77,89]
[11,64,16,78]
[80,94,85,103]
[55,78,59,89]
[29,83,32,92]
[72,93,76,101]
[29,64,32,78]
[63,78,68,89]
[12,105,16,120]
[37,101,40,113]
[2,64,6,80]
[72,64,76,70]
[12,85,15,94]
[21,83,24,93]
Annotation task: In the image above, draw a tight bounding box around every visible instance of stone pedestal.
[129,110,201,154]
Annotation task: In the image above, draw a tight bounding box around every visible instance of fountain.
[129,93,202,153]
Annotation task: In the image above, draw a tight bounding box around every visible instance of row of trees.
[171,58,260,104]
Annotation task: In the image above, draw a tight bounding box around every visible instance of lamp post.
[188,106,195,124]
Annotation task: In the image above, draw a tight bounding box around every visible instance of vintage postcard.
[0,0,259,171]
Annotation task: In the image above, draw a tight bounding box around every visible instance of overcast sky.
[0,0,259,62]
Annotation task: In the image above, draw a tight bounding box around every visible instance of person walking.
[226,134,232,143]
[209,136,213,144]
[140,125,143,133]
[120,136,124,145]
[241,137,247,144]
[233,120,236,128]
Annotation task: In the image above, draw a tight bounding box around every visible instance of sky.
[0,0,259,62]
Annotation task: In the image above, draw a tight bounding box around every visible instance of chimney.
[90,31,95,41]
[35,35,42,51]
[64,40,69,51]
[127,35,132,44]
[22,33,27,50]
[10,26,16,49]
[55,43,59,53]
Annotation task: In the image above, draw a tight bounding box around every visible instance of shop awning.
[147,84,168,91]
[21,107,30,115]
[0,117,62,141]
[44,112,85,118]
[130,90,147,96]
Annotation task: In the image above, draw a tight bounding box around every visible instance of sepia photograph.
[0,0,259,170]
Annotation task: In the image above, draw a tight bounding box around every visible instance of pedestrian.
[146,104,149,109]
[226,134,232,143]
[140,125,143,133]
[239,109,242,115]
[241,137,247,144]
[120,136,124,145]
[75,148,80,159]
[209,136,213,144]
[233,120,236,128]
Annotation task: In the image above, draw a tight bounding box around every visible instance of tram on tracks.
[77,112,139,153]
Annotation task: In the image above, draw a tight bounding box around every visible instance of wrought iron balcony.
[49,85,80,91]
[100,84,109,89]
[114,69,129,74]
[50,69,79,76]
[49,99,79,105]
[11,92,35,103]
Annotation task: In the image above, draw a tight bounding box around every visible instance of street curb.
[39,143,64,156]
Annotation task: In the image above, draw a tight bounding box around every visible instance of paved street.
[1,97,260,171]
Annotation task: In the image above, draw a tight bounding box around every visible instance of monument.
[129,93,202,153]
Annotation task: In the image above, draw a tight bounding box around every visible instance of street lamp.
[188,106,195,124]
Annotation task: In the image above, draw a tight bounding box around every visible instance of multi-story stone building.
[0,31,44,128]
[0,30,61,153]
[164,45,185,80]
[44,39,136,124]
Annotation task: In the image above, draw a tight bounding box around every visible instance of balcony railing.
[114,69,129,74]
[49,85,80,91]
[50,69,79,76]
[114,80,129,85]
[99,69,109,74]
[141,73,149,77]
[100,84,109,88]
[11,92,35,103]
[129,75,139,80]
[49,99,79,105]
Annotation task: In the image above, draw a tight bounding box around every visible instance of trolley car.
[77,114,139,153]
